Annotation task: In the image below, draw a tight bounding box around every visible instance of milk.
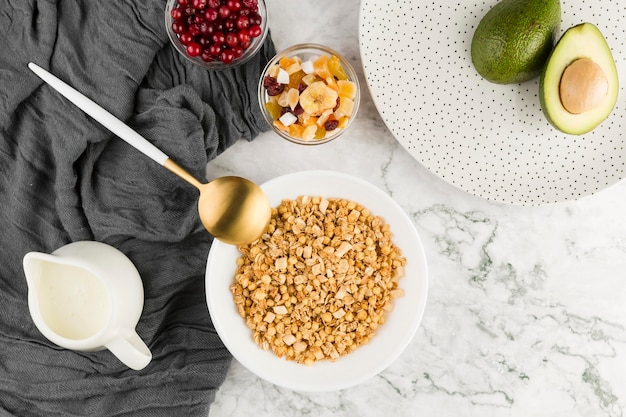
[24,241,152,370]
[37,263,111,340]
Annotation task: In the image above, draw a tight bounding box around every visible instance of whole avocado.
[471,0,561,84]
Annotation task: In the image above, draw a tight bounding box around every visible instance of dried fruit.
[325,119,339,131]
[263,75,284,96]
[298,82,338,115]
[261,50,358,141]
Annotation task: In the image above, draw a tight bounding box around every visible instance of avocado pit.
[559,58,608,114]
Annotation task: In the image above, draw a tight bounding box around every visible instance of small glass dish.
[164,0,268,70]
[258,43,361,145]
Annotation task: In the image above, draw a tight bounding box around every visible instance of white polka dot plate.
[359,0,625,205]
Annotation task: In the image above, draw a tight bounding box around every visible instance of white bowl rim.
[205,170,429,392]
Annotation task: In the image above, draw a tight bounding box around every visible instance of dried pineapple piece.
[328,55,349,80]
[334,97,354,120]
[337,80,357,100]
[313,55,333,80]
[286,88,300,110]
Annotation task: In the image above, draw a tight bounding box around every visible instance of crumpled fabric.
[0,0,275,415]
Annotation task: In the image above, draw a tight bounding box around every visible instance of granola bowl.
[205,170,428,392]
[258,44,360,145]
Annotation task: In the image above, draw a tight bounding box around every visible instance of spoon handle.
[27,62,169,166]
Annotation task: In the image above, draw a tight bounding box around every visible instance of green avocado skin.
[471,0,561,84]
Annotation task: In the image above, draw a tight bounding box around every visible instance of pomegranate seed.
[204,7,218,21]
[172,21,186,34]
[212,31,225,45]
[179,32,194,45]
[192,0,207,9]
[171,7,184,20]
[186,42,202,57]
[201,49,214,62]
[208,43,222,56]
[198,21,212,35]
[220,49,235,64]
[224,19,235,31]
[231,45,244,58]
[237,29,250,44]
[235,15,249,30]
[218,5,230,19]
[226,0,242,12]
[172,0,263,64]
[248,24,262,38]
[225,32,239,47]
[248,12,262,26]
[188,23,201,36]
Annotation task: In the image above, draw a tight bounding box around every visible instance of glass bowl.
[164,0,268,70]
[258,43,361,145]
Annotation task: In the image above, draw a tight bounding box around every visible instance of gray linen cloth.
[0,0,275,415]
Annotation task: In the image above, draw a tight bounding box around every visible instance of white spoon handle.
[28,62,169,166]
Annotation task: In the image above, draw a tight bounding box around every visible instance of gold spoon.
[28,62,270,245]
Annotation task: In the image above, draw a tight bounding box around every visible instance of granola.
[230,195,406,365]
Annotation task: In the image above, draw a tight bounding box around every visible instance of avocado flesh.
[539,23,619,135]
[471,0,561,84]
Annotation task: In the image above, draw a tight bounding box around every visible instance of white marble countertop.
[206,1,626,415]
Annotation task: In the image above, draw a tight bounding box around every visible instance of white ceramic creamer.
[23,241,152,370]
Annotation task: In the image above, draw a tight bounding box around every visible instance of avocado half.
[539,23,619,135]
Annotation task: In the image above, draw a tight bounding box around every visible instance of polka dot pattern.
[359,0,625,205]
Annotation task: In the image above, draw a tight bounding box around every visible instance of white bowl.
[205,170,428,392]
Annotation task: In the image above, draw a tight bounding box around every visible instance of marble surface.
[206,1,626,416]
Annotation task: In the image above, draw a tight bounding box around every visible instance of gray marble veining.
[206,1,626,415]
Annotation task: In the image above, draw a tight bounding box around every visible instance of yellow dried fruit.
[337,80,357,100]
[298,81,338,116]
[329,55,349,80]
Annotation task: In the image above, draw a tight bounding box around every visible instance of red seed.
[248,24,262,38]
[173,0,262,63]
[171,7,184,20]
[186,42,202,57]
[220,49,235,64]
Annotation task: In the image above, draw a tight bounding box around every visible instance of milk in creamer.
[37,263,111,340]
